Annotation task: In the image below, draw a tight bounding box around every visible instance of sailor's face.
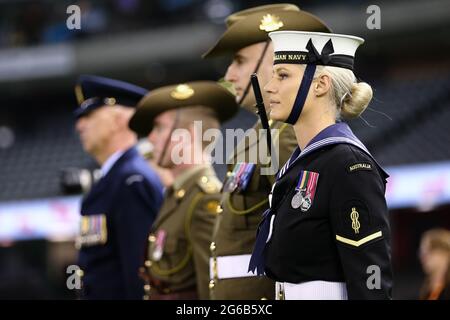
[264,64,304,122]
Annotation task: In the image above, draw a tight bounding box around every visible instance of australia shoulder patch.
[347,162,372,173]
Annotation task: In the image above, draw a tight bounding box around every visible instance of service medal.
[292,170,320,212]
[291,191,303,209]
[300,194,312,212]
[152,230,166,261]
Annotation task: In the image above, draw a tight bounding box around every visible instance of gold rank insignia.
[350,207,361,234]
[259,14,284,32]
[170,84,195,100]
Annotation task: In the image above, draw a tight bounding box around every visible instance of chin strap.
[157,109,181,167]
[238,40,271,106]
[285,64,317,125]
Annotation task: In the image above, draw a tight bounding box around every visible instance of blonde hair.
[419,228,450,299]
[315,66,373,120]
[422,228,450,254]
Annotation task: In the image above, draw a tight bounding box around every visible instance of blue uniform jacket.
[77,147,163,299]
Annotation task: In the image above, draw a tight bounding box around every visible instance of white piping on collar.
[277,137,369,180]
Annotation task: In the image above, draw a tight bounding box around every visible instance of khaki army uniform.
[209,120,297,299]
[129,81,239,300]
[202,3,330,299]
[141,165,222,300]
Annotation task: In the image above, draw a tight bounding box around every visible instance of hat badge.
[171,84,195,100]
[104,97,116,105]
[259,14,284,32]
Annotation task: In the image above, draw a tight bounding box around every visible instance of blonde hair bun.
[341,81,373,120]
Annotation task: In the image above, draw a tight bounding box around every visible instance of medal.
[234,163,247,193]
[224,163,241,193]
[291,170,320,212]
[227,180,237,193]
[152,230,166,261]
[77,214,108,248]
[238,163,256,192]
[300,194,312,212]
[291,191,303,209]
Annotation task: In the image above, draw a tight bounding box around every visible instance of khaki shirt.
[210,120,297,300]
[143,165,221,300]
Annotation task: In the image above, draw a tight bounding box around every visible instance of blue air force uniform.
[74,75,164,299]
[77,147,163,299]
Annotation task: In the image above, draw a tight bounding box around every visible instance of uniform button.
[76,269,84,277]
[210,242,216,252]
[144,260,152,267]
[216,205,223,214]
[143,294,149,300]
[148,234,156,242]
[226,171,232,177]
[201,176,208,183]
[209,280,215,289]
[175,189,185,199]
[261,297,267,300]
[144,284,151,292]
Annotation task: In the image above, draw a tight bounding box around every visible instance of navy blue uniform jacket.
[77,147,163,299]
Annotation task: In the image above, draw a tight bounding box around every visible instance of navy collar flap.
[277,123,388,180]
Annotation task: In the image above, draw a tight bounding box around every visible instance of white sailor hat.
[269,31,364,70]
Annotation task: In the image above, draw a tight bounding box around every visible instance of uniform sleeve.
[113,175,163,299]
[329,148,393,300]
[189,194,217,300]
[268,124,297,185]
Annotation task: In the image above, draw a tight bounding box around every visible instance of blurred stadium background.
[0,0,449,299]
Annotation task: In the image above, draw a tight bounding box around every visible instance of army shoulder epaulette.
[196,175,222,194]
